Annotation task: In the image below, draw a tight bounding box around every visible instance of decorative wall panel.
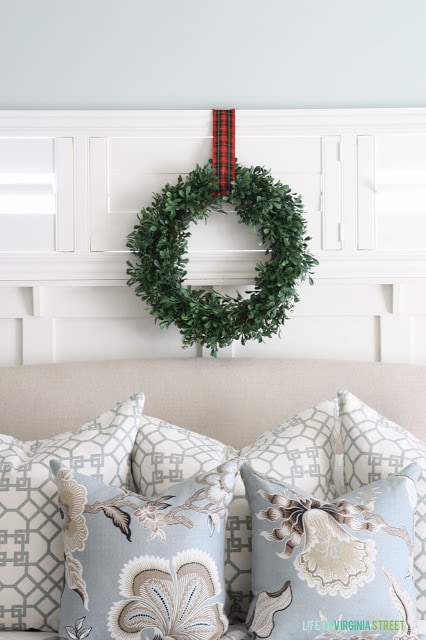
[1,109,426,365]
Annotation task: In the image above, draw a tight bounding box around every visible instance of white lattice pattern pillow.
[0,393,144,632]
[338,389,426,622]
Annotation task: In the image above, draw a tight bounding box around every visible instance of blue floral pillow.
[240,460,420,640]
[50,458,240,640]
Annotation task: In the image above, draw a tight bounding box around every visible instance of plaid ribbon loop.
[212,109,236,196]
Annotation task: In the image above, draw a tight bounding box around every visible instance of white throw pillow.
[0,393,144,632]
[338,389,426,622]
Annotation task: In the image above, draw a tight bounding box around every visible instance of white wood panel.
[32,286,43,316]
[409,317,426,364]
[74,136,90,253]
[33,283,394,320]
[339,134,357,251]
[376,186,426,214]
[108,137,211,174]
[41,286,148,317]
[292,282,392,317]
[376,212,426,250]
[0,214,55,251]
[0,137,54,173]
[55,137,75,251]
[3,282,426,366]
[0,319,21,366]
[274,173,321,215]
[357,136,376,249]
[106,137,211,251]
[232,316,379,361]
[108,172,178,214]
[103,135,324,251]
[54,317,198,361]
[94,137,213,251]
[376,134,426,178]
[108,212,141,252]
[374,135,426,251]
[0,137,57,251]
[0,138,56,220]
[22,317,54,365]
[0,287,33,317]
[236,136,322,173]
[380,315,412,363]
[237,136,323,249]
[397,283,426,314]
[0,183,55,215]
[187,208,260,251]
[89,137,108,251]
[375,188,426,250]
[274,172,322,251]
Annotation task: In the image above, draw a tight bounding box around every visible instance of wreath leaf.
[126,161,318,356]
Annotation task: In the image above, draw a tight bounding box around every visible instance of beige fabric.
[1,358,425,448]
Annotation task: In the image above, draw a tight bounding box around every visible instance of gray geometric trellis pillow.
[131,397,339,624]
[338,389,426,623]
[0,392,144,632]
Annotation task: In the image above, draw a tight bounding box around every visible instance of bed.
[1,357,426,640]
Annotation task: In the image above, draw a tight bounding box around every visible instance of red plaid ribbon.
[212,109,236,196]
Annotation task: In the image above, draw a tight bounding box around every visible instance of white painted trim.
[2,108,426,136]
[0,110,213,136]
[2,250,426,285]
[315,251,426,281]
[322,136,342,250]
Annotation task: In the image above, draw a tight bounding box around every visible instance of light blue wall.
[1,0,425,110]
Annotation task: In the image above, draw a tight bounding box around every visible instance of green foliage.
[126,161,318,356]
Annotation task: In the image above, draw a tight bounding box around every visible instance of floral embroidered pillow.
[132,399,339,623]
[50,458,240,640]
[240,460,420,640]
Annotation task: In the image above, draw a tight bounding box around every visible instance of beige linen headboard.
[1,358,425,447]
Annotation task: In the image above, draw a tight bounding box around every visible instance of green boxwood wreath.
[126,161,318,356]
